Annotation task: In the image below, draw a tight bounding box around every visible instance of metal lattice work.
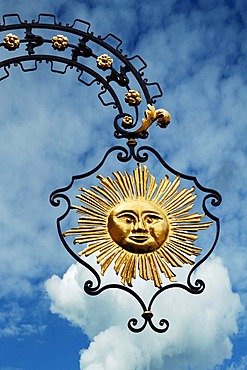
[0,13,166,140]
[0,14,221,333]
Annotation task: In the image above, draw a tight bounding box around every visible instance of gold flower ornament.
[4,33,20,50]
[125,90,142,106]
[52,35,69,50]
[97,54,113,70]
[122,116,133,127]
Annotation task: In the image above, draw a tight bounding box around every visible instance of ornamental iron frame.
[0,14,221,333]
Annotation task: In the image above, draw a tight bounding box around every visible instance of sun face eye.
[125,217,134,224]
[117,214,135,224]
[145,215,163,224]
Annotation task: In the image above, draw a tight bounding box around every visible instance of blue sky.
[0,0,246,369]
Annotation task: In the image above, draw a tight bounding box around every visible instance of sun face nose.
[133,217,147,232]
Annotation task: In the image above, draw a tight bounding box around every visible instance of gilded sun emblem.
[63,164,212,287]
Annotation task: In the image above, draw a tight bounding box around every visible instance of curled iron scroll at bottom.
[128,317,147,333]
[128,313,169,334]
[149,318,170,334]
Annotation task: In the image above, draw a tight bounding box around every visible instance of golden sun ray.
[63,164,212,288]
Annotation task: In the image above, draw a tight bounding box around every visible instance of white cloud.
[45,257,242,370]
[0,302,46,338]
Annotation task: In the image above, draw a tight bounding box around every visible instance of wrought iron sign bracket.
[0,13,221,333]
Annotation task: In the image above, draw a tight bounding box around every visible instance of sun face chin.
[63,164,212,288]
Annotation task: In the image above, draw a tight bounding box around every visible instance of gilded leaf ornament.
[132,104,171,136]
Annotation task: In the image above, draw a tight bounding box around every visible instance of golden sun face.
[63,164,212,288]
[107,200,169,253]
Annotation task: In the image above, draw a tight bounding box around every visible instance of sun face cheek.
[116,220,132,241]
[150,220,169,247]
[107,215,133,246]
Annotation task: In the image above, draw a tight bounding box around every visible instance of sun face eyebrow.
[141,211,163,218]
[116,210,137,218]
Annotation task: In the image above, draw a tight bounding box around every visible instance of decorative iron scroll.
[0,13,168,140]
[50,143,221,333]
[0,14,221,333]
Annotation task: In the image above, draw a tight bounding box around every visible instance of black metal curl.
[84,279,101,294]
[133,146,150,162]
[128,317,147,333]
[148,317,170,334]
[116,146,132,162]
[113,110,154,141]
[113,112,138,137]
[186,277,205,294]
[128,312,169,334]
[185,193,221,290]
[50,191,71,211]
[51,191,102,290]
[202,193,222,219]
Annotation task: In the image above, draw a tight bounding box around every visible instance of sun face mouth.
[129,235,149,243]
